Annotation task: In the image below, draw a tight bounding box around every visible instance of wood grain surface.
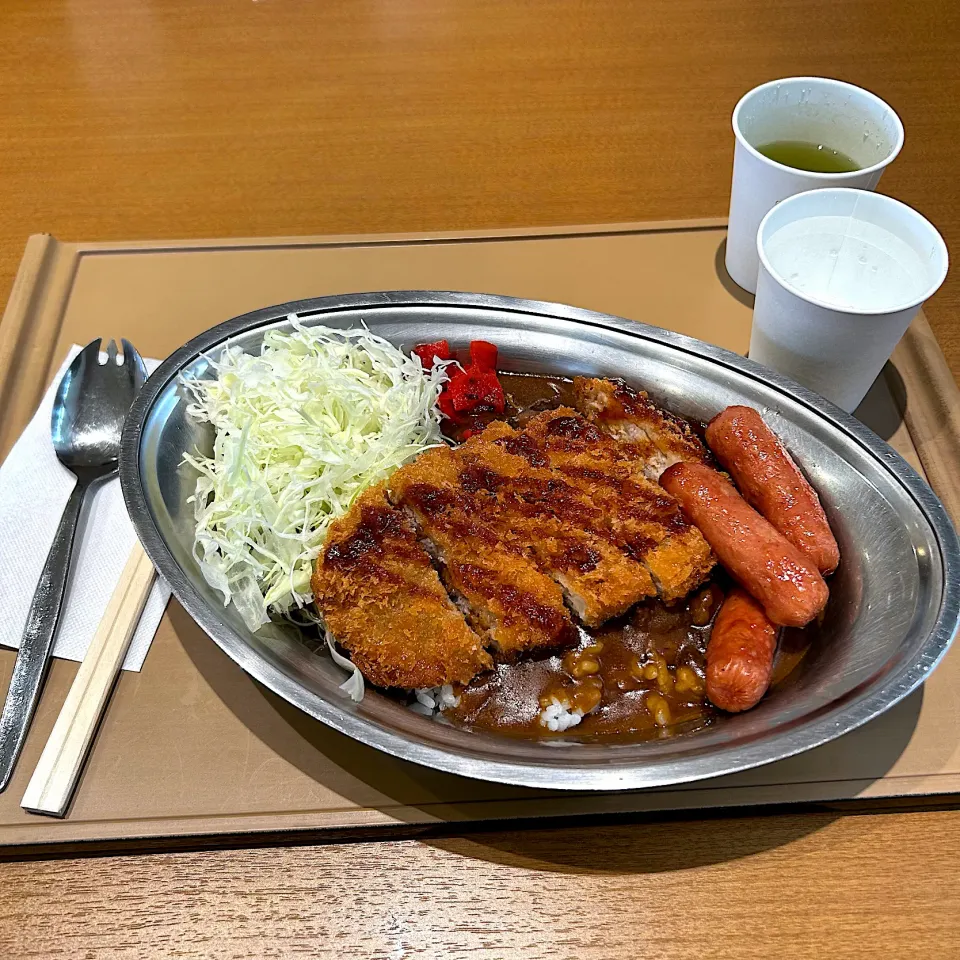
[0,0,958,374]
[2,0,960,955]
[2,810,959,959]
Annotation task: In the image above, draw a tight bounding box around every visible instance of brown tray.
[0,220,958,852]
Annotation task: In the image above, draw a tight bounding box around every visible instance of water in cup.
[763,213,931,311]
[750,187,948,413]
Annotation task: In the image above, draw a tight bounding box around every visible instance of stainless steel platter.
[120,292,960,791]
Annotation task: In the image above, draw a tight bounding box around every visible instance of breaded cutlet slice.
[388,448,578,656]
[501,409,715,602]
[453,424,658,625]
[572,377,709,480]
[311,483,492,689]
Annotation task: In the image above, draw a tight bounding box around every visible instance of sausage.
[659,461,829,627]
[705,406,840,575]
[707,588,778,712]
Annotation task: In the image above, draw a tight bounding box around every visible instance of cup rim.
[756,187,949,316]
[732,76,905,182]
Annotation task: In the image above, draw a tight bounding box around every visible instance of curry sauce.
[434,373,811,741]
[445,585,723,740]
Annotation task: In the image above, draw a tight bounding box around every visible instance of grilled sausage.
[659,462,829,627]
[706,587,778,712]
[706,406,840,575]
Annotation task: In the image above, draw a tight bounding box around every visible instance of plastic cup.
[725,77,904,293]
[749,188,948,413]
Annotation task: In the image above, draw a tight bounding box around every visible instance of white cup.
[750,188,948,413]
[726,77,904,293]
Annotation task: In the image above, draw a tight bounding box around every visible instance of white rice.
[538,696,584,732]
[410,685,593,735]
[409,684,461,716]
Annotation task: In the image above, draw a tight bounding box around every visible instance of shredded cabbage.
[181,317,448,639]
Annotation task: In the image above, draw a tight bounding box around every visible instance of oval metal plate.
[120,292,960,791]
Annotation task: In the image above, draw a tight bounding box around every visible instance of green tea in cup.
[756,139,860,174]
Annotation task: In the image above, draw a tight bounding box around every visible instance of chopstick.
[21,543,156,818]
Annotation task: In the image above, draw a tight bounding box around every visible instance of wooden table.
[1,1,958,956]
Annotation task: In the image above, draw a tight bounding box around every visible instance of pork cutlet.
[511,408,715,600]
[572,376,709,479]
[393,422,658,629]
[313,386,716,692]
[389,445,579,654]
[311,483,492,689]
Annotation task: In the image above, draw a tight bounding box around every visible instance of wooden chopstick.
[21,542,156,818]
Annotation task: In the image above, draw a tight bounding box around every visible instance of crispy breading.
[497,408,714,602]
[573,377,709,480]
[314,383,716,692]
[311,483,492,689]
[453,423,659,625]
[389,447,578,654]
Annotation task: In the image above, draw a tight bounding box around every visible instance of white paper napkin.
[0,346,171,671]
